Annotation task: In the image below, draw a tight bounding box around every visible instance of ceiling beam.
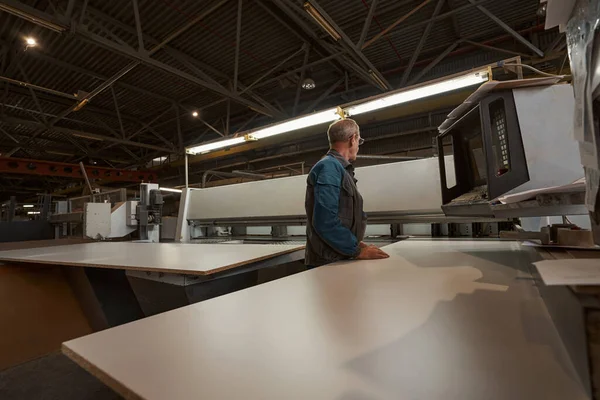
[357,0,378,49]
[466,0,544,57]
[400,0,445,86]
[75,27,274,117]
[407,40,460,85]
[84,4,282,117]
[269,0,379,90]
[233,0,243,93]
[0,116,172,152]
[304,0,391,90]
[362,0,431,50]
[463,39,530,58]
[1,0,275,118]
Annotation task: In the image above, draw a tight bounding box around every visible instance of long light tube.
[186,109,340,155]
[187,136,245,155]
[303,2,341,41]
[251,108,340,140]
[185,71,489,156]
[346,71,488,116]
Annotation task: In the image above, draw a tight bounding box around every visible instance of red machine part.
[0,157,156,183]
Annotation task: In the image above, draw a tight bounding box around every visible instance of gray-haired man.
[305,119,389,268]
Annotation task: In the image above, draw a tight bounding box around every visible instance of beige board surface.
[63,239,588,400]
[535,259,600,286]
[0,242,304,276]
[187,156,455,220]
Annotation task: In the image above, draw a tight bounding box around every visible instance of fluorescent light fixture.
[23,204,34,208]
[303,2,341,41]
[187,136,246,155]
[186,109,340,155]
[185,71,488,156]
[160,187,182,193]
[251,108,340,140]
[27,211,40,215]
[346,71,489,116]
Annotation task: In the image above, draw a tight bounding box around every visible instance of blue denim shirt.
[307,152,359,257]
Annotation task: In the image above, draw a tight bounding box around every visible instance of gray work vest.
[305,150,367,267]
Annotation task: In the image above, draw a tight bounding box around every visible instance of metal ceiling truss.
[1,81,174,157]
[0,0,553,187]
[82,2,283,118]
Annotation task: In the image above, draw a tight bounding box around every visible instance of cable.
[496,61,571,79]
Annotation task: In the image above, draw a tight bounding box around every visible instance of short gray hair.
[327,119,359,145]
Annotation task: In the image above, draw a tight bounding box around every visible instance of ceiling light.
[25,37,36,46]
[185,70,489,156]
[303,2,341,41]
[27,211,40,215]
[186,109,341,155]
[187,136,246,155]
[23,204,34,208]
[346,70,489,116]
[160,187,182,193]
[251,108,340,140]
[302,77,316,90]
[192,111,199,117]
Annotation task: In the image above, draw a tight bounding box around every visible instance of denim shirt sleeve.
[310,159,360,257]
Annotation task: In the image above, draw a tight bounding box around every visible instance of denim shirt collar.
[326,149,352,170]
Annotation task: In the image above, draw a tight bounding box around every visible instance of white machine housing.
[438,84,585,217]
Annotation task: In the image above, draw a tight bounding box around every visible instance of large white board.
[187,156,454,220]
[0,242,304,276]
[62,239,588,400]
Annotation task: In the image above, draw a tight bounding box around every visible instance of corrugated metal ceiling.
[0,0,552,171]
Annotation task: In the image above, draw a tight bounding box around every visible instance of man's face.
[349,129,362,161]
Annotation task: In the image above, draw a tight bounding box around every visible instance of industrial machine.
[50,184,168,241]
[436,81,585,219]
[174,81,592,245]
[137,183,163,242]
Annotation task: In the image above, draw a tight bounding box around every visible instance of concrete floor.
[0,352,121,400]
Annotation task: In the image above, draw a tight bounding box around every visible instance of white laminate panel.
[0,242,303,275]
[63,239,588,400]
[187,156,454,220]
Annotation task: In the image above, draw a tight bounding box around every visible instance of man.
[305,118,389,268]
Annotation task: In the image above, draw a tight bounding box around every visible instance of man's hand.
[357,245,390,260]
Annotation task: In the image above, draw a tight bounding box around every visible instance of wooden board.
[0,242,304,276]
[63,240,589,400]
[0,238,91,251]
[0,264,92,370]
